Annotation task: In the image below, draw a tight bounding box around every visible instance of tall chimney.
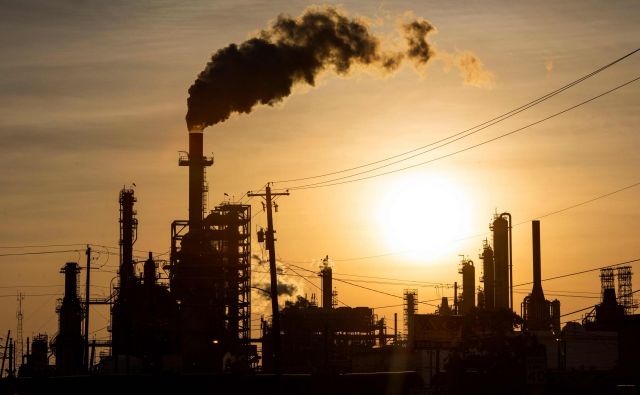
[531,220,544,299]
[189,128,204,231]
[320,255,333,310]
[119,188,136,288]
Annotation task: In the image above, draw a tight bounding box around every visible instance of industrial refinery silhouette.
[1,125,638,394]
[1,6,638,395]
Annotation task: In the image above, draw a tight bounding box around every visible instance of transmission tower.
[16,292,24,366]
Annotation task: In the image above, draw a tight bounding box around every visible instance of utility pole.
[16,292,24,367]
[248,183,289,374]
[84,245,91,371]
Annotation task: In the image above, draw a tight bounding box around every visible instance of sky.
[1,0,639,345]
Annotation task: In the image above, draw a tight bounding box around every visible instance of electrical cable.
[559,289,640,318]
[284,262,438,307]
[292,179,640,263]
[0,293,62,298]
[283,76,640,190]
[285,264,350,307]
[0,243,87,249]
[0,249,84,257]
[273,48,639,185]
[512,257,640,288]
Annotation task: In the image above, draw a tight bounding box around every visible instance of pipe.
[84,245,91,371]
[501,213,513,312]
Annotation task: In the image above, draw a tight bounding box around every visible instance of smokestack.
[531,220,544,299]
[321,255,333,310]
[522,220,551,331]
[63,262,79,300]
[188,128,204,231]
[119,188,136,288]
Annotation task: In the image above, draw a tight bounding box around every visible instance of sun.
[376,173,472,262]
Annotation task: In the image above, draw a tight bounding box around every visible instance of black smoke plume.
[186,6,437,130]
[403,19,435,65]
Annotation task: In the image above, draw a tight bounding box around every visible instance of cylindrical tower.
[144,252,156,288]
[492,215,509,309]
[480,240,494,309]
[460,259,475,315]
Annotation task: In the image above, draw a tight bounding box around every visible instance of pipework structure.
[52,262,84,375]
[111,188,179,370]
[205,203,253,351]
[404,289,418,342]
[169,126,255,372]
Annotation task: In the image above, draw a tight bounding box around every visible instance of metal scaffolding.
[403,289,418,336]
[616,266,633,315]
[600,267,615,302]
[209,203,252,344]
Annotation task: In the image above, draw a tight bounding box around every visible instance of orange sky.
[1,0,638,343]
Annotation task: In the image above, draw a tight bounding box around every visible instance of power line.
[273,48,639,185]
[512,257,640,288]
[0,243,87,249]
[513,290,600,299]
[559,289,640,318]
[0,249,83,258]
[284,264,350,307]
[0,293,61,298]
[0,285,63,289]
[514,182,640,225]
[330,277,450,289]
[284,262,439,307]
[283,75,640,191]
[278,261,453,287]
[295,179,640,263]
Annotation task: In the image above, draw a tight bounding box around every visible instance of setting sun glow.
[376,174,472,262]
